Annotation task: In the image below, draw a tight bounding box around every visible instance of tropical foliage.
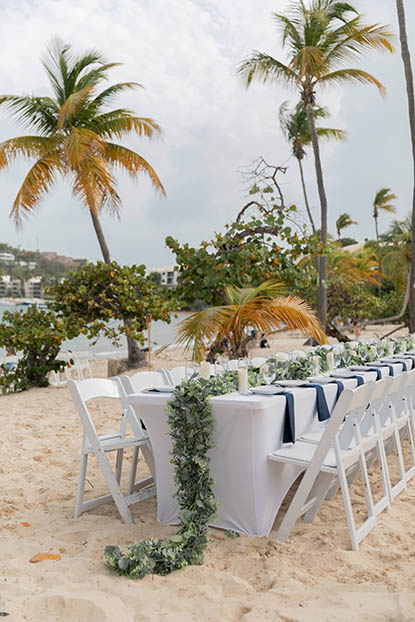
[49,262,173,367]
[373,188,397,243]
[238,0,394,331]
[176,281,328,362]
[336,213,357,241]
[0,306,77,392]
[167,197,308,308]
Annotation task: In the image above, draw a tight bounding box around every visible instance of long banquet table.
[128,362,407,537]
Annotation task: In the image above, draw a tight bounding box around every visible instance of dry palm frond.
[177,281,327,362]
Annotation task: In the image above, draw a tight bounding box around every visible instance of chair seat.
[85,433,149,453]
[269,441,338,468]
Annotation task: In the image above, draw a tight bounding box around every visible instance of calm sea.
[0,301,186,357]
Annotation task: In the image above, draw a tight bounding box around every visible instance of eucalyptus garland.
[104,371,254,579]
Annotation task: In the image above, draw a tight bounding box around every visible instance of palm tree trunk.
[374,214,382,296]
[297,156,316,233]
[90,209,142,367]
[305,101,328,332]
[396,0,415,332]
[90,210,111,264]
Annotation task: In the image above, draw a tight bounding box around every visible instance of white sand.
[1,325,415,621]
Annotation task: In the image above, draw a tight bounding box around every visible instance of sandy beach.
[2,325,415,622]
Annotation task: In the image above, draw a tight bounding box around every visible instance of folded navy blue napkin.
[281,391,295,444]
[307,384,331,422]
[364,368,383,380]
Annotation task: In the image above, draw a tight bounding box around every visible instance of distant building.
[0,275,21,297]
[149,265,178,287]
[24,277,43,299]
[41,251,57,260]
[0,252,15,263]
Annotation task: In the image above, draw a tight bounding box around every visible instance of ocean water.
[0,302,186,357]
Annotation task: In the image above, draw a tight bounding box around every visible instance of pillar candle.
[200,361,211,380]
[238,368,248,393]
[326,352,334,371]
[312,356,320,374]
[370,346,377,359]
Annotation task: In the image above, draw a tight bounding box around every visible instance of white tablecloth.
[129,362,405,536]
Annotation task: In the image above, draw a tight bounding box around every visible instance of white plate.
[249,386,285,395]
[276,380,308,388]
[151,386,174,392]
[307,376,334,384]
[349,366,372,371]
[330,371,356,378]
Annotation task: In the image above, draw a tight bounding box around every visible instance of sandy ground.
[1,325,415,621]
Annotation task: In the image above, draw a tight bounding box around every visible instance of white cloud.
[0,0,413,266]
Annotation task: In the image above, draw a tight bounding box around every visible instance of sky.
[0,0,413,268]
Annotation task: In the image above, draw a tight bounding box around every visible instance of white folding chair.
[75,355,93,380]
[299,377,392,514]
[117,370,170,481]
[165,366,188,385]
[377,372,415,501]
[269,383,380,550]
[68,378,155,524]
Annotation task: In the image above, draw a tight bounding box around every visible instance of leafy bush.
[0,306,76,393]
[49,262,175,362]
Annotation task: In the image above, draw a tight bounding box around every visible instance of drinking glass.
[261,361,276,386]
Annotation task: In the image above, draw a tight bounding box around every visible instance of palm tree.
[395,0,415,332]
[373,188,397,243]
[279,101,346,233]
[0,39,165,366]
[176,281,327,362]
[367,216,411,324]
[0,39,165,262]
[238,0,394,331]
[336,213,357,241]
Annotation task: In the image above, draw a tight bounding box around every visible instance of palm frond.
[0,95,59,134]
[237,53,298,87]
[318,68,387,96]
[0,135,59,169]
[10,152,66,225]
[104,142,165,194]
[176,306,230,362]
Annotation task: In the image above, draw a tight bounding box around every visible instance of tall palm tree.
[336,212,357,241]
[395,0,415,332]
[176,281,327,362]
[373,188,397,243]
[0,39,165,264]
[0,40,166,366]
[279,101,346,233]
[238,0,394,331]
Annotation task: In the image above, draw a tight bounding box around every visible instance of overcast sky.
[0,0,413,267]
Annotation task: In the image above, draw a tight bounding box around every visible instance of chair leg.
[336,461,360,551]
[115,449,124,485]
[74,452,88,519]
[128,447,140,495]
[303,472,336,523]
[95,451,133,524]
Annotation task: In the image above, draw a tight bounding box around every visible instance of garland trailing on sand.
[104,372,257,579]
